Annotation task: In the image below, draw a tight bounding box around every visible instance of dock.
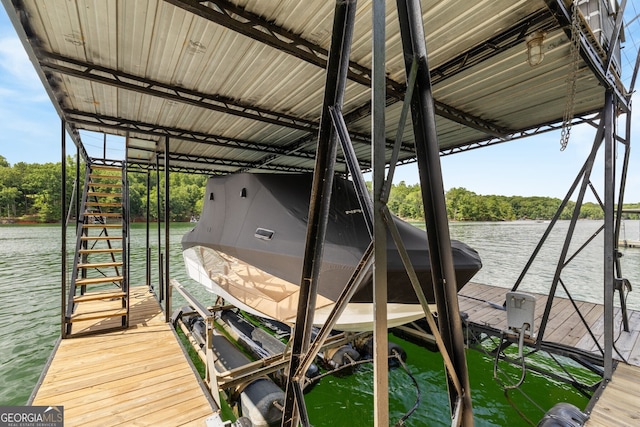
[619,239,640,248]
[459,282,640,426]
[30,286,216,427]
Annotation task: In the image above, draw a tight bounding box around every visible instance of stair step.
[85,202,121,207]
[73,290,126,303]
[89,182,122,188]
[91,165,122,172]
[88,191,122,198]
[80,236,123,241]
[89,173,120,180]
[82,224,121,229]
[84,212,122,217]
[78,248,123,254]
[75,275,124,285]
[77,261,123,269]
[70,308,127,323]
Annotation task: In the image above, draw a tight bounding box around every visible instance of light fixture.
[526,31,546,66]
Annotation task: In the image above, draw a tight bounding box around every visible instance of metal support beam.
[372,0,388,425]
[146,170,151,291]
[282,2,357,425]
[65,110,319,161]
[396,0,473,424]
[603,90,614,379]
[156,153,162,302]
[164,137,171,322]
[61,119,67,338]
[614,107,632,333]
[41,53,317,132]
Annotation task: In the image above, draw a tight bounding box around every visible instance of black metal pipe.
[75,145,80,226]
[329,106,374,236]
[613,104,632,333]
[281,2,357,426]
[146,171,151,291]
[603,90,615,379]
[396,0,473,423]
[157,152,163,302]
[164,136,171,321]
[61,119,67,338]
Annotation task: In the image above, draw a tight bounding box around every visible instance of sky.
[1,5,639,203]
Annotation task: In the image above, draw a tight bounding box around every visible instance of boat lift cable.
[392,349,421,427]
[493,327,529,391]
[458,293,506,310]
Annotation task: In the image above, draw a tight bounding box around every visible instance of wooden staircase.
[64,163,129,336]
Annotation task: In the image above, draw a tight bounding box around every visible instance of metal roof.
[2,0,630,174]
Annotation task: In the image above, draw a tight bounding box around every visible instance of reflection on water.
[1,221,636,425]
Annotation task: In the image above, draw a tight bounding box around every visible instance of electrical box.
[505,291,536,337]
[577,0,622,75]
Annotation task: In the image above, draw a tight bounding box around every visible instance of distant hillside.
[1,155,637,223]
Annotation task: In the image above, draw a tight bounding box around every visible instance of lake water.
[1,220,637,425]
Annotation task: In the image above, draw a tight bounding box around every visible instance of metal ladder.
[64,162,129,336]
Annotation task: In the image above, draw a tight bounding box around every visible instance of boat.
[182,173,482,331]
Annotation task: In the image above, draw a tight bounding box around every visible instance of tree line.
[391,181,640,221]
[1,155,638,223]
[0,155,206,223]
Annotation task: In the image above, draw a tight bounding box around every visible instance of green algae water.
[304,335,598,426]
[1,221,638,425]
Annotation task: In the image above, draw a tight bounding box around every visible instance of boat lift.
[3,0,636,425]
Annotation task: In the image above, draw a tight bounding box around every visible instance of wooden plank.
[77,261,123,269]
[88,191,122,197]
[80,236,123,241]
[82,224,122,229]
[89,182,122,188]
[84,212,122,217]
[78,248,123,254]
[75,275,123,285]
[90,165,122,172]
[85,202,122,207]
[73,290,126,303]
[70,307,126,322]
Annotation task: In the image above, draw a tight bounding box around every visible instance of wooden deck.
[31,286,216,426]
[458,282,640,365]
[459,282,640,426]
[586,363,640,426]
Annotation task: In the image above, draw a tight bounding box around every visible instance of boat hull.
[182,173,482,331]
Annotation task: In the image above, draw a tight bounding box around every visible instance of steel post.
[156,152,162,302]
[603,90,614,379]
[372,0,389,425]
[281,1,357,425]
[146,171,151,291]
[164,136,171,321]
[396,0,473,423]
[61,119,67,338]
[75,145,80,226]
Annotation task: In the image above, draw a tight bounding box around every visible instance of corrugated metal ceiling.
[2,0,629,174]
